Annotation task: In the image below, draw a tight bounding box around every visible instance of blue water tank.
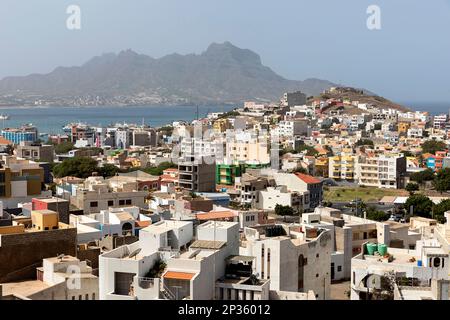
[417,260,422,267]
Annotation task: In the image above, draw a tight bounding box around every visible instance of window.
[261,245,265,279]
[85,294,89,300]
[433,258,441,268]
[126,199,132,205]
[337,266,342,272]
[108,200,114,206]
[90,201,98,208]
[44,227,49,230]
[316,253,319,258]
[316,274,319,278]
[119,200,125,206]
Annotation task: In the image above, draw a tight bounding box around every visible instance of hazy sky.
[1,0,449,103]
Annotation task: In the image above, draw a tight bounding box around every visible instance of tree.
[421,140,447,154]
[53,157,99,178]
[431,199,450,223]
[405,183,419,194]
[54,141,75,154]
[366,206,389,221]
[99,164,120,178]
[404,194,433,218]
[143,162,177,176]
[410,168,434,185]
[433,168,450,194]
[356,139,374,147]
[275,204,295,216]
[295,144,319,156]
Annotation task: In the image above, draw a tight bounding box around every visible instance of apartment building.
[98,220,194,300]
[16,141,54,163]
[225,130,270,165]
[233,173,274,206]
[216,163,245,185]
[275,120,309,138]
[282,91,307,107]
[1,125,38,145]
[69,176,148,214]
[356,154,406,189]
[433,114,448,129]
[0,156,47,207]
[241,224,332,299]
[178,156,216,192]
[255,186,307,213]
[328,154,357,182]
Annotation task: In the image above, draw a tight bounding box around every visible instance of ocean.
[0,105,236,135]
[403,102,450,115]
[1,102,448,136]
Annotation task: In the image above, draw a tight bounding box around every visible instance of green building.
[216,163,245,185]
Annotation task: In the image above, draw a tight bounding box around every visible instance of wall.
[0,227,77,282]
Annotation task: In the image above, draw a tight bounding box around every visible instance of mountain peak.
[0,42,338,105]
[203,41,262,65]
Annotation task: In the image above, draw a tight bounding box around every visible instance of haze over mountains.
[0,42,339,106]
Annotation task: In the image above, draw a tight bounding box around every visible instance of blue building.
[1,126,38,144]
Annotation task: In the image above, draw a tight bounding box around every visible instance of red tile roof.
[135,221,151,228]
[196,211,237,221]
[0,136,13,145]
[295,173,321,184]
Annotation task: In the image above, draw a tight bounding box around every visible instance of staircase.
[160,283,177,300]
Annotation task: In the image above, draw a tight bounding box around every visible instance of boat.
[0,114,10,120]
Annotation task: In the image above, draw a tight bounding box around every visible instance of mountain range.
[0,42,339,106]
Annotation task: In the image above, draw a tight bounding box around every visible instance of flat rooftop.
[1,280,50,298]
[198,220,238,230]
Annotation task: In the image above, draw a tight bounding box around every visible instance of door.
[331,263,335,280]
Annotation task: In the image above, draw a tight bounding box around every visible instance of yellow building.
[213,118,231,133]
[31,210,59,231]
[328,154,356,181]
[398,122,411,134]
[0,157,44,199]
[315,157,329,178]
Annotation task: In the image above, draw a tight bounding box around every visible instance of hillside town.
[1,87,450,301]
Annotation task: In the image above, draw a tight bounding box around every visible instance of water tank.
[378,244,388,256]
[366,243,377,255]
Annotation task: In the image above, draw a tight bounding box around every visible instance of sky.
[0,0,449,104]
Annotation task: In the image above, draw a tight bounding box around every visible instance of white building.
[240,224,332,299]
[351,239,449,300]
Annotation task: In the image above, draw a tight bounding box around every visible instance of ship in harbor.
[0,114,10,120]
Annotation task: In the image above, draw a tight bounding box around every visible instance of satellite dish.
[366,274,382,289]
[128,248,142,260]
[57,254,65,261]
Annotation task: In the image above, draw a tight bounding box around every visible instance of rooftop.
[190,240,226,250]
[295,173,321,184]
